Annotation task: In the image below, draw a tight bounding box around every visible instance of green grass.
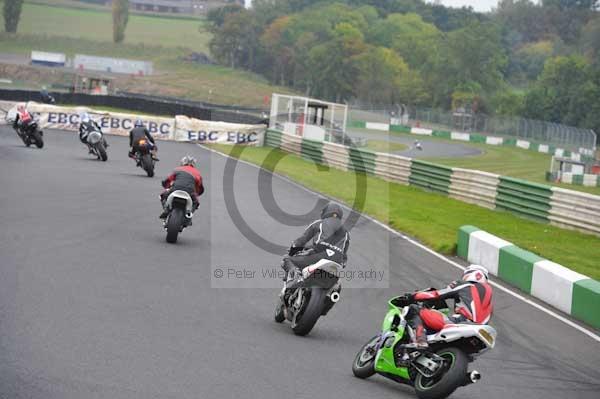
[365,139,407,153]
[428,145,600,196]
[0,32,294,107]
[209,144,600,280]
[0,1,297,106]
[1,2,210,53]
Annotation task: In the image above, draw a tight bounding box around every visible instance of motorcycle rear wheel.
[166,208,184,243]
[414,347,468,399]
[141,154,154,177]
[291,288,325,336]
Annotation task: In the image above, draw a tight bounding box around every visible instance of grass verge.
[1,2,210,53]
[208,144,600,280]
[365,139,407,153]
[0,32,294,106]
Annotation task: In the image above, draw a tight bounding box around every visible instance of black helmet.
[321,202,343,219]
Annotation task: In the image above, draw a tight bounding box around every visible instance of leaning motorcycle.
[274,250,343,336]
[134,138,156,177]
[15,119,44,148]
[162,189,194,243]
[352,295,496,399]
[84,125,108,161]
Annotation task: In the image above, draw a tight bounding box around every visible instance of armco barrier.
[265,129,282,149]
[301,138,323,164]
[322,141,349,171]
[495,177,552,222]
[458,225,600,329]
[3,101,266,145]
[449,168,499,209]
[374,152,412,184]
[409,160,452,195]
[546,171,600,187]
[549,188,600,235]
[0,89,263,125]
[263,130,600,236]
[348,147,377,174]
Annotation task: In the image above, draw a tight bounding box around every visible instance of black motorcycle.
[274,248,343,336]
[15,120,44,148]
[134,138,157,177]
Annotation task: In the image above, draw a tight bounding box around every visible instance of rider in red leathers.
[159,155,204,219]
[402,265,493,349]
[13,104,34,133]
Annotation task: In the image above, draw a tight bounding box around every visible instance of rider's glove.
[400,293,415,303]
[161,179,169,188]
[447,280,460,289]
[288,245,303,256]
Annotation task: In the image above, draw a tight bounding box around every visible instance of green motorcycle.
[352,295,496,399]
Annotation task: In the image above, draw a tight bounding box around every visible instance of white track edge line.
[199,144,600,342]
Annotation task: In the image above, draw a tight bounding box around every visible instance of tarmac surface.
[0,127,598,399]
[347,128,482,158]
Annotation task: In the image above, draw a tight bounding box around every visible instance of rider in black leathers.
[282,202,350,280]
[78,112,106,154]
[128,119,157,161]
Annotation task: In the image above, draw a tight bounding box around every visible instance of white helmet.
[463,264,489,283]
[80,112,90,123]
[180,155,196,167]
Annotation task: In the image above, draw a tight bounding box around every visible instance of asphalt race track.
[347,128,482,158]
[0,127,598,399]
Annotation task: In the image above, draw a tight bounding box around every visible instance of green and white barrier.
[547,171,600,187]
[457,225,600,329]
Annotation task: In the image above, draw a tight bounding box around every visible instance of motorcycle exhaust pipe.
[464,370,481,385]
[329,291,340,303]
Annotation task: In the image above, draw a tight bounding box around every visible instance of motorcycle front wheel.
[352,336,379,379]
[414,347,468,399]
[274,299,285,323]
[291,288,325,336]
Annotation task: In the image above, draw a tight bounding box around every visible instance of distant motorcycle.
[162,189,194,243]
[40,90,56,104]
[274,250,343,336]
[352,294,496,399]
[134,138,157,177]
[83,124,108,161]
[15,118,44,149]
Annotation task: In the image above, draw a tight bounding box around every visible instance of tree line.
[2,0,599,134]
[207,0,600,135]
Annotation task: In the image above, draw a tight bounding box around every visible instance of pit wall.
[1,101,266,145]
[348,120,596,163]
[457,225,600,329]
[265,130,600,237]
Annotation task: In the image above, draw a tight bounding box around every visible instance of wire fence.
[348,104,597,151]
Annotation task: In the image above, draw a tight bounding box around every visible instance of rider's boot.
[159,204,169,219]
[402,320,429,350]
